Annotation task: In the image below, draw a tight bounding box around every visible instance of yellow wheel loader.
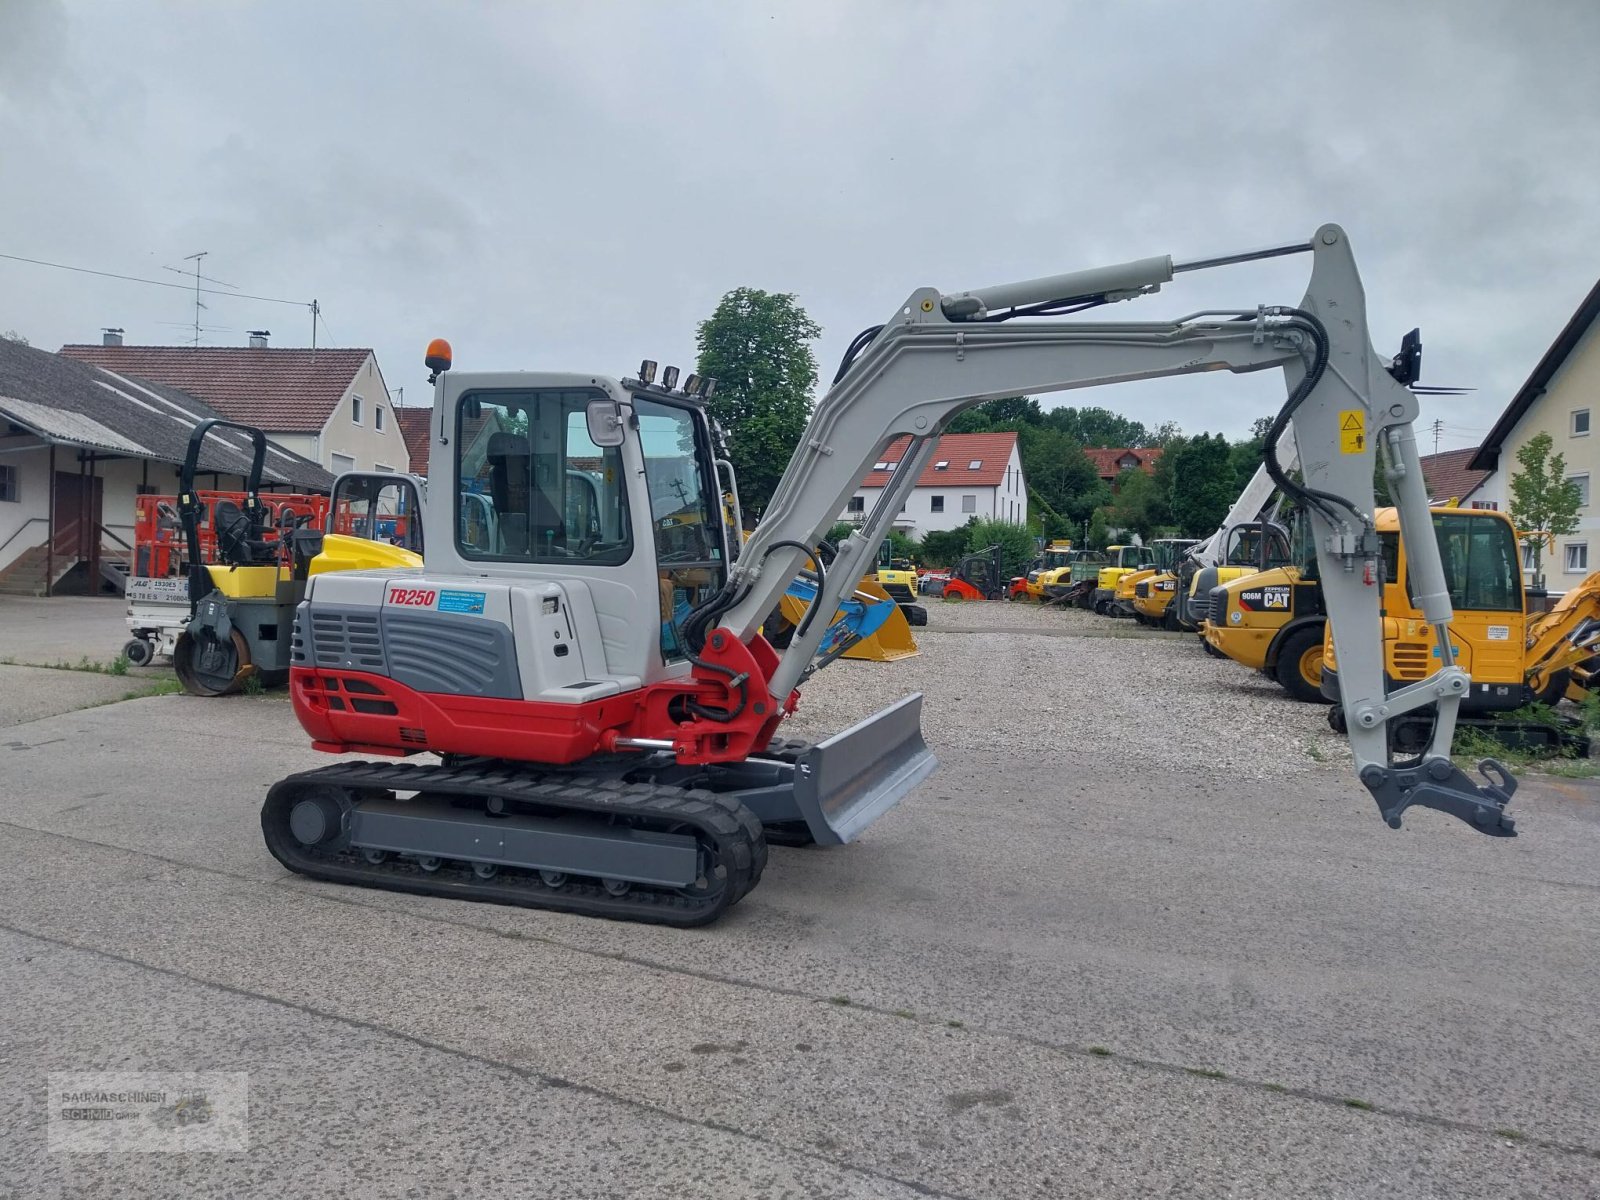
[1013,539,1075,601]
[1110,539,1199,619]
[1130,570,1180,627]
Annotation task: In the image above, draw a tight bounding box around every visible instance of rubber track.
[262,761,767,927]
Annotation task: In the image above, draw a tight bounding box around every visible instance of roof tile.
[1420,447,1490,504]
[59,344,373,433]
[859,432,1019,488]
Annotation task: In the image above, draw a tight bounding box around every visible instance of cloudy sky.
[2,1,1596,452]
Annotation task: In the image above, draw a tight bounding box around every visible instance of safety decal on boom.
[1339,409,1366,454]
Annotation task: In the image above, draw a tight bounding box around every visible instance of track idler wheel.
[174,627,253,697]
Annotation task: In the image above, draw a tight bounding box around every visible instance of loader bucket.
[777,576,920,662]
[791,693,936,845]
[844,577,920,661]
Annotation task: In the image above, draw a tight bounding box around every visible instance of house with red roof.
[1084,446,1162,485]
[1418,447,1492,508]
[840,431,1026,538]
[60,332,407,477]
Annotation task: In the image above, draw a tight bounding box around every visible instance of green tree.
[1086,507,1110,550]
[1041,405,1150,447]
[947,395,1043,433]
[1508,431,1583,589]
[1165,433,1237,537]
[0,329,28,346]
[920,522,973,568]
[963,518,1038,579]
[695,288,822,514]
[1111,468,1164,541]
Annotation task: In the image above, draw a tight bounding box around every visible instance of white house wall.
[1490,321,1600,581]
[842,446,1029,539]
[315,355,410,473]
[0,440,52,572]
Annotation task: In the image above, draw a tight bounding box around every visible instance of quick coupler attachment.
[1359,756,1517,837]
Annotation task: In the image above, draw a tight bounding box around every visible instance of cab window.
[633,396,726,660]
[1426,513,1522,612]
[454,390,631,565]
[329,474,423,553]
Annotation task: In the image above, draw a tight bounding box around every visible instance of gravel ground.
[786,599,1340,781]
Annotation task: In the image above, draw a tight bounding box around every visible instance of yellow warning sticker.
[1339,409,1366,454]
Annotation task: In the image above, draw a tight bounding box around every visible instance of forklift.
[942,544,1008,601]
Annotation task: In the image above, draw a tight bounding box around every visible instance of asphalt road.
[1,608,1598,1198]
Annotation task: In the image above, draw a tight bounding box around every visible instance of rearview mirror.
[586,398,627,448]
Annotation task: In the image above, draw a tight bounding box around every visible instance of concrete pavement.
[0,596,130,668]
[0,628,1597,1197]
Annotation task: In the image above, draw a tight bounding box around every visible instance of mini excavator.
[263,225,1518,925]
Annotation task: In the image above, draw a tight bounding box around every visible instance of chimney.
[102,328,124,347]
[248,330,270,349]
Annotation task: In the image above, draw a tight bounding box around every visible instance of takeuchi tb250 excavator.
[264,225,1518,926]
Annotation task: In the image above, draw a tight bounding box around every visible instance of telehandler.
[262,225,1518,926]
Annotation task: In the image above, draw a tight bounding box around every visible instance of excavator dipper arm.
[717,224,1515,837]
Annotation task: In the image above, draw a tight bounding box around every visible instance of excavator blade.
[790,693,936,845]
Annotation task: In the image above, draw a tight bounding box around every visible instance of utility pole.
[310,299,320,353]
[1431,417,1444,456]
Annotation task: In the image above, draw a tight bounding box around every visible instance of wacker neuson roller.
[264,225,1518,925]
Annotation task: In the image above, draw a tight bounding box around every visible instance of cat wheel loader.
[1109,538,1199,619]
[262,225,1519,928]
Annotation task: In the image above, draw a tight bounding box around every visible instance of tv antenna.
[164,252,237,347]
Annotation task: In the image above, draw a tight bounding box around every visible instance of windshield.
[1421,512,1522,612]
[455,389,631,564]
[330,474,423,554]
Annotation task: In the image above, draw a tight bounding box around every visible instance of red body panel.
[291,627,794,767]
[943,578,983,601]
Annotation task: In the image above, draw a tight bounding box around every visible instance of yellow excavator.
[1316,506,1600,752]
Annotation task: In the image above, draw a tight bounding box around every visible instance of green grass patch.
[1494,1127,1525,1141]
[1087,1046,1112,1057]
[1185,1067,1227,1080]
[945,1019,964,1029]
[828,995,851,1007]
[1263,1082,1288,1093]
[1343,1098,1374,1111]
[893,1009,915,1020]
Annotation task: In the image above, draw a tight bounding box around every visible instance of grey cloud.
[0,0,1595,452]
